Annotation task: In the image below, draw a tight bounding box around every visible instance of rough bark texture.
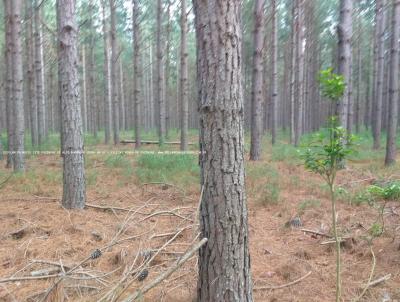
[337,0,353,132]
[57,0,86,209]
[110,0,119,144]
[249,0,265,161]
[193,1,253,301]
[34,0,46,146]
[132,0,141,149]
[373,0,385,149]
[385,0,400,166]
[156,0,165,145]
[10,0,25,172]
[179,0,189,151]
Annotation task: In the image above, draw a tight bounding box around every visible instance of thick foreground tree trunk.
[193,0,253,301]
[249,0,265,161]
[57,0,86,209]
[385,0,400,166]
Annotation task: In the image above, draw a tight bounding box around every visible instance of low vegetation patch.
[135,153,199,186]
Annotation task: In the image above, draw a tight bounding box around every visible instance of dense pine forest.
[0,0,400,301]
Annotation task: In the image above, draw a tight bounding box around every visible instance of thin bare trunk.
[249,0,265,161]
[110,0,119,144]
[180,0,189,151]
[385,0,400,165]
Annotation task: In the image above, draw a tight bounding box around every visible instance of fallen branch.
[364,274,391,287]
[254,271,312,291]
[353,247,376,302]
[300,228,331,238]
[121,238,208,302]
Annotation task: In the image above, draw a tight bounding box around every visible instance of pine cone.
[90,249,102,259]
[137,269,149,281]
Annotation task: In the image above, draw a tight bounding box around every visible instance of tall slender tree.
[156,0,165,145]
[193,0,253,300]
[372,0,386,149]
[249,0,265,161]
[110,0,119,144]
[385,0,400,165]
[101,0,112,144]
[3,0,13,169]
[34,0,46,146]
[10,0,25,172]
[26,0,38,147]
[337,0,353,133]
[132,0,141,149]
[271,0,279,145]
[179,0,189,151]
[57,0,86,209]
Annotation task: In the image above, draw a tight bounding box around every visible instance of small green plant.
[262,183,280,205]
[301,68,355,302]
[367,182,400,200]
[105,153,130,168]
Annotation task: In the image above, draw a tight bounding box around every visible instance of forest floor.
[0,131,399,302]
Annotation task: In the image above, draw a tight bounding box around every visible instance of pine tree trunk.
[165,0,171,138]
[385,0,400,166]
[179,0,189,151]
[101,0,112,144]
[294,0,305,147]
[132,0,141,149]
[156,0,165,145]
[118,58,126,131]
[373,0,386,149]
[337,0,353,133]
[10,0,25,172]
[271,0,278,145]
[110,0,119,144]
[4,0,13,168]
[81,45,88,132]
[34,0,46,146]
[193,0,254,300]
[249,0,265,161]
[290,1,297,145]
[26,0,38,147]
[87,0,97,137]
[57,0,86,209]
